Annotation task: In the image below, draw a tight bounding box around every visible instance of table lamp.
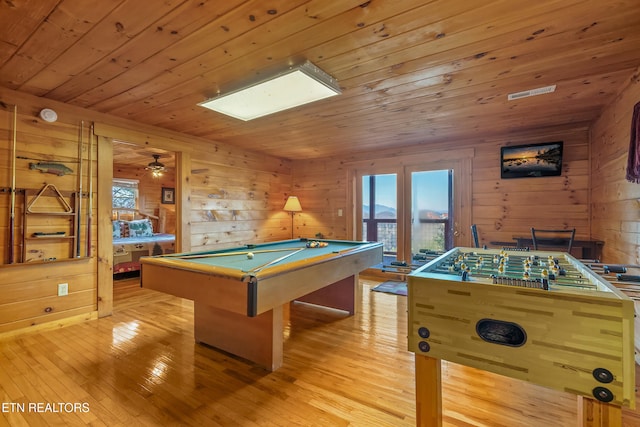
[283,196,302,238]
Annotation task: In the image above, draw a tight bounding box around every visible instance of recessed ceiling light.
[199,61,341,121]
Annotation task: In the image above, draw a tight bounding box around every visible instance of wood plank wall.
[292,125,592,255]
[97,129,294,254]
[591,66,640,265]
[189,159,292,251]
[472,128,590,247]
[0,101,97,334]
[0,85,293,335]
[0,66,636,335]
[291,159,349,240]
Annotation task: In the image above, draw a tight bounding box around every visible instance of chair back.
[471,224,480,248]
[530,228,576,253]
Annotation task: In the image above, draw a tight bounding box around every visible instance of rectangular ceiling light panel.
[199,61,341,121]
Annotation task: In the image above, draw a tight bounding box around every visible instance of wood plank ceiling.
[1,0,640,161]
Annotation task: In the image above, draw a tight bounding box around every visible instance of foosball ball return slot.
[408,247,635,427]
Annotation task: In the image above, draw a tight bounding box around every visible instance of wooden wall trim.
[177,151,190,253]
[0,86,294,335]
[93,121,291,174]
[343,147,475,168]
[295,126,591,250]
[345,153,473,258]
[94,122,188,153]
[346,169,356,240]
[457,157,473,247]
[345,147,475,251]
[97,135,113,317]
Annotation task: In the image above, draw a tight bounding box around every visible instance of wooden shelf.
[25,236,75,241]
[0,256,90,268]
[22,186,79,263]
[26,212,75,216]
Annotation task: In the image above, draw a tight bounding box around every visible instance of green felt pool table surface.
[167,238,366,273]
[139,238,383,371]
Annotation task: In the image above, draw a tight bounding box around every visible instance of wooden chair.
[530,228,576,253]
[471,224,480,248]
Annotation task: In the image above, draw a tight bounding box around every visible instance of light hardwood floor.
[0,277,638,426]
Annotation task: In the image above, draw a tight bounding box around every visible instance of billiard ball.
[247,252,254,259]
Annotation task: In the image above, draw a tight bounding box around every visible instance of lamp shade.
[283,196,302,212]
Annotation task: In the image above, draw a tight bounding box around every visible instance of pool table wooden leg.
[194,301,284,371]
[295,274,360,314]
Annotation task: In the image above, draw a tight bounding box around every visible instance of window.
[358,168,454,266]
[362,174,397,254]
[112,179,139,210]
[410,169,452,255]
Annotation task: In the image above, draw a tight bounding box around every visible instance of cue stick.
[8,105,16,264]
[170,247,306,259]
[75,121,83,258]
[86,124,94,257]
[248,247,305,273]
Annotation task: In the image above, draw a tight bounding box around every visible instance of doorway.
[362,173,398,260]
[353,154,471,273]
[360,169,452,267]
[407,168,452,264]
[112,142,178,279]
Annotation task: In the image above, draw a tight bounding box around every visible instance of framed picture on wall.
[161,187,175,204]
[500,141,563,179]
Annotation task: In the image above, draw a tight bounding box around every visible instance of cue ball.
[247,252,254,259]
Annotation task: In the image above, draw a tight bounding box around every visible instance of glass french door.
[407,169,453,265]
[355,158,468,268]
[362,174,398,259]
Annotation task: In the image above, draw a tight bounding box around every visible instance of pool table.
[140,238,383,371]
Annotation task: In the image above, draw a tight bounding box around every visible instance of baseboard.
[361,267,406,282]
[0,311,98,341]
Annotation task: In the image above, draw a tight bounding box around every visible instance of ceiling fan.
[145,154,166,177]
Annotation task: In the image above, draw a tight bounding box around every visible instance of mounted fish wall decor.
[29,162,73,176]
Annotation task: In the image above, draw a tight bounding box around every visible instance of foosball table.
[407,247,635,426]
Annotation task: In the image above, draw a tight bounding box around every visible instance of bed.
[112,213,175,275]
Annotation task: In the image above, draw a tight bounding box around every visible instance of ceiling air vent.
[508,85,556,101]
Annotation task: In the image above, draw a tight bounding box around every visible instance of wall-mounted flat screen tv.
[500,141,563,179]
